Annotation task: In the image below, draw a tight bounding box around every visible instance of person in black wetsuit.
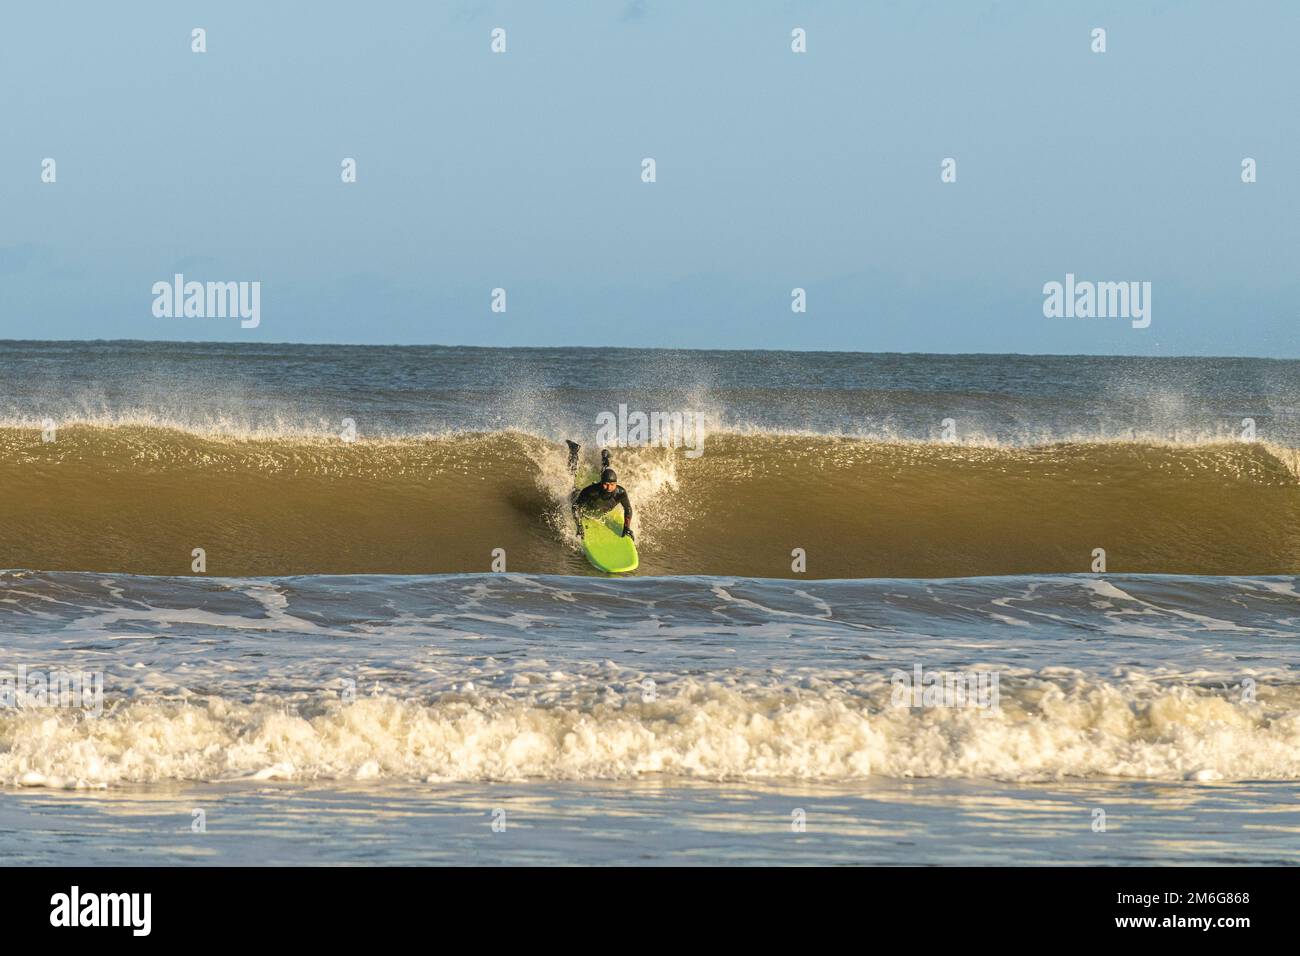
[571,467,634,540]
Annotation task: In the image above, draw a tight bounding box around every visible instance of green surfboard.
[573,460,638,573]
[581,507,638,573]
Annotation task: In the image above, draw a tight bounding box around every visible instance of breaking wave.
[2,423,1298,576]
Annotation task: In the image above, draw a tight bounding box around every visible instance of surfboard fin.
[601,448,611,470]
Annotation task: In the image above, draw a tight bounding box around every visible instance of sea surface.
[1,341,1298,864]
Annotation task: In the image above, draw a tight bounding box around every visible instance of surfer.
[572,468,634,540]
[567,441,634,540]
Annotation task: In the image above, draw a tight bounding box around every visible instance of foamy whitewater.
[2,342,1299,864]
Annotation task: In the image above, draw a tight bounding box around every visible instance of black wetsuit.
[572,482,633,534]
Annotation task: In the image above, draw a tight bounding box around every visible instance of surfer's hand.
[623,527,634,540]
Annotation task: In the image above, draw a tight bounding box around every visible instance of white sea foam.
[4,678,1299,788]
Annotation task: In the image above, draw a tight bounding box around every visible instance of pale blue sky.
[2,0,1297,355]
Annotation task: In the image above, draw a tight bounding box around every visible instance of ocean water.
[1,341,1299,864]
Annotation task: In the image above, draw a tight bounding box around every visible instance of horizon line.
[1,338,1295,363]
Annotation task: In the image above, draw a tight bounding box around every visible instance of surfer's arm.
[617,488,633,533]
[571,485,593,534]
